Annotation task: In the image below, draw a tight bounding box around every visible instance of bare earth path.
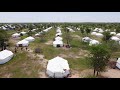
[101,69,120,78]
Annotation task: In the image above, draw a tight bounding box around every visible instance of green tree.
[89,44,111,76]
[86,28,91,35]
[102,31,112,43]
[0,30,9,50]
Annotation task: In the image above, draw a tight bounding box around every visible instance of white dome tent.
[89,40,100,46]
[95,33,104,38]
[116,58,120,69]
[43,27,52,32]
[0,50,14,64]
[53,40,63,47]
[116,33,120,38]
[46,56,70,78]
[91,32,97,36]
[82,37,92,43]
[20,31,27,35]
[66,27,75,32]
[98,28,104,33]
[24,36,35,42]
[16,40,29,47]
[55,36,63,41]
[110,32,116,35]
[56,33,62,36]
[111,36,120,42]
[12,33,20,38]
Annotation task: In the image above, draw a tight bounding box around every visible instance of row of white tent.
[82,37,100,46]
[66,27,75,32]
[12,31,27,38]
[16,36,35,47]
[53,27,63,47]
[35,27,52,36]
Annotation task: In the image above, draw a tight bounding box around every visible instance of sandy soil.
[101,69,120,78]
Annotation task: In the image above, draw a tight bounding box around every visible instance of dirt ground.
[101,68,120,78]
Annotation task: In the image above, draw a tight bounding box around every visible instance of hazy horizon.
[0,12,120,23]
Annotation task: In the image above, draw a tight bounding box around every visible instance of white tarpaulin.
[0,50,14,64]
[12,33,20,38]
[24,36,35,42]
[95,33,104,38]
[16,40,29,47]
[111,36,120,41]
[110,32,116,35]
[82,37,92,43]
[46,56,70,78]
[116,58,120,69]
[91,32,97,35]
[43,27,52,32]
[53,40,63,47]
[20,31,27,35]
[89,40,100,46]
[55,36,63,41]
[66,27,75,32]
[56,33,62,36]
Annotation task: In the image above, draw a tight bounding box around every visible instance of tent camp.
[82,37,92,43]
[89,40,100,46]
[24,36,35,42]
[116,58,120,69]
[46,56,70,78]
[12,33,20,38]
[55,36,63,41]
[16,40,29,47]
[0,50,14,64]
[53,40,63,47]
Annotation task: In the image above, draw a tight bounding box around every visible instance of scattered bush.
[34,48,42,53]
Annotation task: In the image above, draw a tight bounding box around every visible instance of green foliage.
[88,44,111,75]
[102,31,112,42]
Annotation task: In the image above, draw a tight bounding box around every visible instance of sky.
[0,12,120,23]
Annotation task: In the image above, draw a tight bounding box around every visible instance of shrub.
[34,48,42,53]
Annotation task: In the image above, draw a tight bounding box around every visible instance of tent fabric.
[46,56,70,78]
[55,36,63,41]
[0,50,14,64]
[110,32,116,35]
[91,32,97,35]
[53,40,63,47]
[43,27,52,32]
[12,33,20,38]
[89,40,100,46]
[111,36,120,41]
[24,36,35,42]
[95,33,104,38]
[16,40,29,47]
[56,33,62,36]
[66,27,75,32]
[20,31,27,35]
[116,58,120,69]
[116,33,120,38]
[82,37,92,42]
